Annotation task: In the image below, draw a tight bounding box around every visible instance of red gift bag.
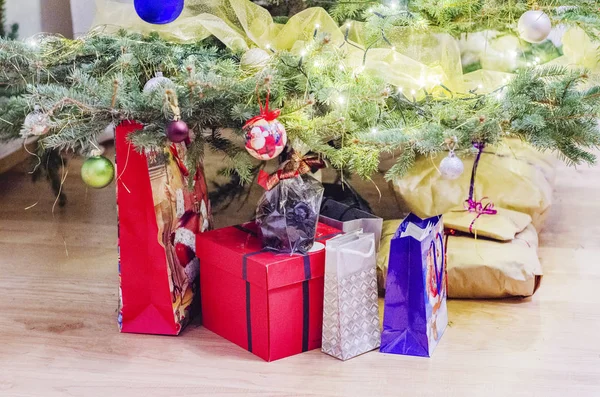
[116,121,212,335]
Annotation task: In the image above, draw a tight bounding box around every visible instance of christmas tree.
[1,0,600,201]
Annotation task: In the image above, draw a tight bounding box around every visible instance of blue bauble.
[134,0,184,25]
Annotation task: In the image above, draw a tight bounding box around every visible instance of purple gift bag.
[380,214,447,357]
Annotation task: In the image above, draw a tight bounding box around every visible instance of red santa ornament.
[243,85,287,161]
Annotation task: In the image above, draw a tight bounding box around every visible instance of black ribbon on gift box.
[237,225,322,354]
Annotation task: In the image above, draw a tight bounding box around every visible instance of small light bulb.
[300,49,307,57]
[25,37,39,48]
[410,89,416,96]
[477,84,483,90]
[535,57,541,63]
[368,8,373,13]
[391,46,396,51]
[315,23,320,29]
[338,63,345,70]
[397,87,403,93]
[496,93,503,100]
[390,1,398,9]
[314,61,321,68]
[346,22,351,28]
[265,43,271,50]
[526,62,532,67]
[371,128,378,134]
[337,96,345,104]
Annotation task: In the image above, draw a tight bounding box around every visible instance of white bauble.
[518,10,552,43]
[439,151,464,180]
[20,106,50,138]
[240,48,271,72]
[143,72,172,94]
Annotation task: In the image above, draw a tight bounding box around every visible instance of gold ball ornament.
[518,10,552,44]
[240,48,271,72]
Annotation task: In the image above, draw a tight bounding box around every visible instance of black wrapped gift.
[320,198,383,251]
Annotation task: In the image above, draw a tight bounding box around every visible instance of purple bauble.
[167,120,189,143]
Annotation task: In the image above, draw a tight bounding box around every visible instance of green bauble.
[81,155,115,189]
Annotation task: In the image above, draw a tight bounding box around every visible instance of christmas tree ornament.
[134,0,184,25]
[240,48,271,72]
[143,72,172,94]
[20,105,50,138]
[81,155,115,189]
[167,120,190,143]
[518,10,552,43]
[244,86,287,160]
[165,89,190,143]
[439,150,464,180]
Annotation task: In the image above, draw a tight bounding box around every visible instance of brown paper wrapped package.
[444,207,532,241]
[446,225,542,298]
[390,139,557,231]
[377,220,543,299]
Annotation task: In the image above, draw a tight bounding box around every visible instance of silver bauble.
[518,10,552,44]
[20,106,50,138]
[439,151,464,180]
[143,72,172,94]
[240,48,271,72]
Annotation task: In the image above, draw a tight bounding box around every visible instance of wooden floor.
[1,146,599,397]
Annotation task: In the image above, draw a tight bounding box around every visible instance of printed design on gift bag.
[338,268,380,360]
[425,231,447,349]
[149,142,212,331]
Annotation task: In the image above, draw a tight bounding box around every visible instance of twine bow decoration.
[258,151,325,190]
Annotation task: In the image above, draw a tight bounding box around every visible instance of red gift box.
[197,222,342,361]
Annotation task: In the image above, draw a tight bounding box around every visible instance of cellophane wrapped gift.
[116,121,212,335]
[322,232,380,361]
[390,139,557,231]
[380,214,447,357]
[256,174,324,254]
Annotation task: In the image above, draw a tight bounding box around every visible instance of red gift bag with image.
[115,121,212,335]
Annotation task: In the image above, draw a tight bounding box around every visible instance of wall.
[6,0,74,38]
[70,0,96,36]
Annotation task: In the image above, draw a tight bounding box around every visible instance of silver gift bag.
[322,232,381,360]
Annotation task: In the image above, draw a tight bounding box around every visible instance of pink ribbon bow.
[464,197,498,234]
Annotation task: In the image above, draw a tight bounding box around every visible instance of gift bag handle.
[431,232,445,297]
[340,237,375,258]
